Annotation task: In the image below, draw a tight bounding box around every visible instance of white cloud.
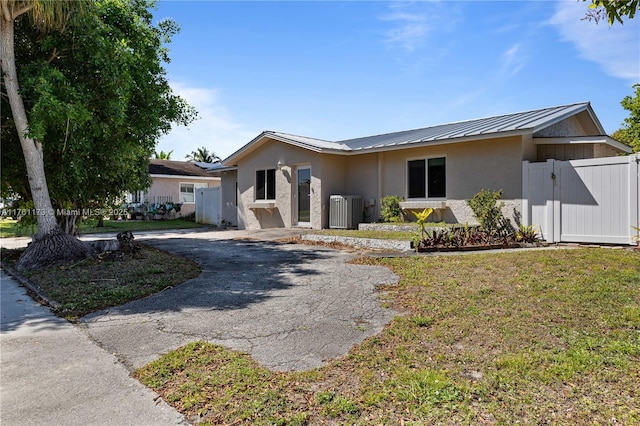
[381,10,430,52]
[549,0,640,82]
[380,1,451,52]
[156,82,257,161]
[500,43,527,77]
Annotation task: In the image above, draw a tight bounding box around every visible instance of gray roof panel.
[221,102,598,164]
[340,102,592,151]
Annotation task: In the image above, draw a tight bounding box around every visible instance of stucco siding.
[220,170,238,226]
[377,136,524,225]
[319,155,348,228]
[522,133,537,162]
[236,138,330,230]
[344,153,378,222]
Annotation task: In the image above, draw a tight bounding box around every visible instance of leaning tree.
[1,0,195,270]
[1,0,92,269]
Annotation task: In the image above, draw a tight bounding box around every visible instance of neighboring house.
[211,102,631,230]
[127,159,220,217]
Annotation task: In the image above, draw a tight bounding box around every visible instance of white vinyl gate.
[195,186,221,225]
[523,155,639,245]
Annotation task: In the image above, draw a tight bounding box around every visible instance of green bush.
[380,195,404,223]
[466,189,511,234]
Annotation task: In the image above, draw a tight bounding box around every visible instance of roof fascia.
[268,133,326,153]
[149,174,221,180]
[531,102,605,134]
[221,131,271,166]
[222,131,349,166]
[534,136,632,153]
[207,166,238,175]
[584,103,606,134]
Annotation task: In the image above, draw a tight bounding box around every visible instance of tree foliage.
[185,146,220,163]
[613,84,640,153]
[1,0,196,233]
[583,0,638,25]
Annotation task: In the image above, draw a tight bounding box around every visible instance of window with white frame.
[255,169,276,201]
[180,182,208,203]
[407,157,446,198]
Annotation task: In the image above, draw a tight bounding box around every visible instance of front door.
[297,166,311,227]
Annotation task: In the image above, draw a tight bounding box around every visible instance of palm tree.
[1,0,91,269]
[185,146,221,163]
[154,149,173,160]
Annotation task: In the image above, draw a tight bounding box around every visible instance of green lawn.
[80,218,204,234]
[136,248,640,425]
[0,218,204,238]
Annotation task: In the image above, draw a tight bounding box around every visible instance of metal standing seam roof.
[221,102,600,164]
[338,102,595,151]
[267,131,351,152]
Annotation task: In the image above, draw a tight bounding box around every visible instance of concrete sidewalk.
[0,270,187,426]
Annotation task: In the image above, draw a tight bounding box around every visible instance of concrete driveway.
[80,229,399,371]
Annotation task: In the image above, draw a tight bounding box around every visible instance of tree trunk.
[15,227,93,271]
[58,214,81,236]
[1,14,91,270]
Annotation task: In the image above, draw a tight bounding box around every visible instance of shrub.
[515,224,540,243]
[380,195,404,223]
[466,189,511,234]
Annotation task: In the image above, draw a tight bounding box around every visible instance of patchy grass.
[136,248,640,425]
[0,218,204,238]
[0,219,35,237]
[3,245,201,320]
[80,218,204,235]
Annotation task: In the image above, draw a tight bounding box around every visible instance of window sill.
[248,201,277,209]
[400,200,447,210]
[248,202,277,217]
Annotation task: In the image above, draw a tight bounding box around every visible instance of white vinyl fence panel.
[195,187,221,225]
[523,155,639,245]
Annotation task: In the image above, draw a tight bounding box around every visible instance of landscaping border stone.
[302,234,412,252]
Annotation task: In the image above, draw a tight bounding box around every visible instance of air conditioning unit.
[329,195,364,229]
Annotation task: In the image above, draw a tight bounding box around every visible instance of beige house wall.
[219,170,238,226]
[229,116,625,230]
[344,153,380,222]
[319,154,348,228]
[146,176,219,217]
[234,136,528,228]
[236,139,338,230]
[376,136,525,224]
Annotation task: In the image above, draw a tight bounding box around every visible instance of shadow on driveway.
[80,237,399,372]
[106,238,333,313]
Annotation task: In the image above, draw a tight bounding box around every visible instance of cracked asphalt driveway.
[80,230,399,372]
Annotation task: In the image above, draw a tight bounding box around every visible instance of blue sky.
[153,0,640,160]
